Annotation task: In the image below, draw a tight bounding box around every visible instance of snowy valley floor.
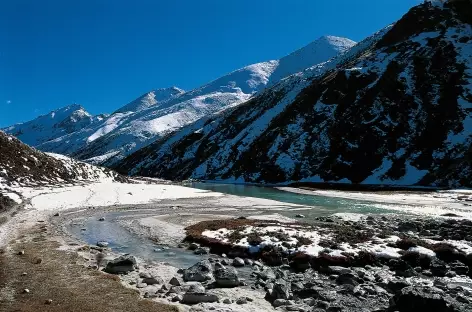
[1,181,472,311]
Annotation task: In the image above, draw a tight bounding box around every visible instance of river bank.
[1,180,472,311]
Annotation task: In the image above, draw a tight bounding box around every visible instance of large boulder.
[181,283,219,304]
[183,260,214,282]
[266,279,291,303]
[104,255,137,274]
[389,286,457,312]
[214,266,240,288]
[430,259,448,277]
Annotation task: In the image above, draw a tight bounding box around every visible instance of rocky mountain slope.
[117,0,472,188]
[3,37,355,166]
[0,131,124,188]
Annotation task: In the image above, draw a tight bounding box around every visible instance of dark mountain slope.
[0,131,124,187]
[117,1,472,187]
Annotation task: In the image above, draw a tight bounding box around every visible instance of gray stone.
[223,298,232,304]
[214,267,240,288]
[142,276,163,285]
[326,266,352,275]
[96,241,109,247]
[169,276,182,286]
[183,260,214,282]
[236,297,248,304]
[104,255,137,274]
[244,258,253,266]
[273,299,287,307]
[181,283,219,304]
[272,280,291,301]
[336,273,359,286]
[98,217,105,221]
[397,221,417,232]
[233,257,245,267]
[194,247,210,255]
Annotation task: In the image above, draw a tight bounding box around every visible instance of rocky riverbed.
[71,212,472,312]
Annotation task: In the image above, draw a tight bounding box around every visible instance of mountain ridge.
[4,35,355,165]
[116,0,472,188]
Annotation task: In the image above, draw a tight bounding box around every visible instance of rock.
[172,294,183,302]
[326,266,352,275]
[98,217,105,221]
[21,272,27,276]
[214,267,240,288]
[18,250,25,255]
[188,243,199,251]
[430,259,448,277]
[53,212,60,217]
[168,286,183,294]
[183,260,214,282]
[22,289,30,294]
[244,258,253,266]
[389,286,455,311]
[221,258,230,266]
[270,279,291,301]
[295,214,306,218]
[139,272,152,278]
[273,299,287,307]
[236,297,248,304]
[398,221,418,232]
[104,255,137,274]
[177,268,184,274]
[194,247,210,255]
[169,276,182,286]
[142,276,163,285]
[45,299,53,304]
[96,241,109,248]
[257,268,276,281]
[181,283,219,304]
[136,282,147,288]
[450,262,469,275]
[388,279,411,294]
[223,298,232,304]
[233,257,245,267]
[336,273,359,286]
[456,294,469,304]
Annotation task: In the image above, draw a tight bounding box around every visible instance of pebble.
[18,250,25,255]
[22,289,30,294]
[45,299,53,304]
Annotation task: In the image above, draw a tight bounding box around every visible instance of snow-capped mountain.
[0,131,123,188]
[117,0,472,188]
[3,104,105,147]
[3,36,355,165]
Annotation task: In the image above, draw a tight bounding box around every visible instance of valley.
[1,1,472,312]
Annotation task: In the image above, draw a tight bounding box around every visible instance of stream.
[67,183,417,269]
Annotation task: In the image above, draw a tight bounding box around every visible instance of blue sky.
[0,0,419,127]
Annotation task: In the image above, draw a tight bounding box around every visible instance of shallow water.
[68,211,207,269]
[188,182,404,219]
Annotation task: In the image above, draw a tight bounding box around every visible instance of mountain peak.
[267,35,356,85]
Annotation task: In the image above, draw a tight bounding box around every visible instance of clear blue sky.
[0,0,419,127]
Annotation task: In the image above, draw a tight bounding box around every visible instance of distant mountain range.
[3,36,355,166]
[116,0,472,188]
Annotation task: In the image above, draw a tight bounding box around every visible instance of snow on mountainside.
[117,0,472,188]
[3,104,105,147]
[3,36,355,165]
[0,131,124,188]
